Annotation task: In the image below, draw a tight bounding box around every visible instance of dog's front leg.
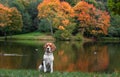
[50,62,53,73]
[43,60,47,72]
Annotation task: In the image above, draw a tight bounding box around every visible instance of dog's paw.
[38,65,42,71]
[39,65,41,69]
[50,70,53,73]
[44,69,47,72]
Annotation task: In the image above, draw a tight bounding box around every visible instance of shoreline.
[0,32,119,42]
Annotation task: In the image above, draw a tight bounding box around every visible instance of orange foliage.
[58,26,65,30]
[37,0,60,18]
[0,4,11,27]
[73,1,110,35]
[37,0,110,35]
[0,4,22,31]
[37,0,74,29]
[62,19,69,26]
[60,1,74,17]
[97,10,110,34]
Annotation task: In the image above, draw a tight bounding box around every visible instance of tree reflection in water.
[54,42,109,72]
[0,41,120,73]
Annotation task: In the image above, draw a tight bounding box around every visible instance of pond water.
[0,41,120,73]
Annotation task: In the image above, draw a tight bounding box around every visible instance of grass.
[0,32,55,41]
[0,69,120,77]
[0,69,39,77]
[98,37,120,42]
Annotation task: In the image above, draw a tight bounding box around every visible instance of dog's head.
[44,42,56,53]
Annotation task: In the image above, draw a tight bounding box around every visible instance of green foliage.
[107,0,120,15]
[10,7,23,31]
[72,33,83,41]
[85,0,97,6]
[54,20,76,40]
[108,14,120,37]
[38,19,50,32]
[27,0,42,31]
[110,14,120,28]
[8,0,42,33]
[54,29,83,41]
[10,0,25,12]
[22,12,32,33]
[96,1,106,10]
[61,30,71,40]
[66,0,107,10]
[65,0,78,6]
[54,30,71,41]
[10,0,32,33]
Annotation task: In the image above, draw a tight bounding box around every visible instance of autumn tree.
[10,7,23,32]
[73,1,110,37]
[0,4,23,39]
[37,0,75,35]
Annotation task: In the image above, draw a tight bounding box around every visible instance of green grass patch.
[0,32,54,41]
[0,69,120,77]
[0,69,39,77]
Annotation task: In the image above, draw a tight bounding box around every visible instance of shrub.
[74,33,83,41]
[54,30,71,41]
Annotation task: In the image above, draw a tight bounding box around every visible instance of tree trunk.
[50,22,53,36]
[47,18,53,36]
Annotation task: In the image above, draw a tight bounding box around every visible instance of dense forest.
[0,0,120,40]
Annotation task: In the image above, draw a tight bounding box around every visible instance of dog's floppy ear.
[43,43,47,51]
[51,43,56,52]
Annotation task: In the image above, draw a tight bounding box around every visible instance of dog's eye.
[50,45,52,47]
[45,45,48,48]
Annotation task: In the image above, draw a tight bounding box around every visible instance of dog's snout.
[47,48,49,50]
[46,46,51,53]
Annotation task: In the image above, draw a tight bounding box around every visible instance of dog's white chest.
[43,53,54,63]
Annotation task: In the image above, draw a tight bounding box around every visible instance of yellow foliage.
[62,19,69,26]
[58,26,65,30]
[37,0,74,30]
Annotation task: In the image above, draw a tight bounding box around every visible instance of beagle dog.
[39,42,56,73]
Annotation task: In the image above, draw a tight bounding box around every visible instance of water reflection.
[54,42,109,72]
[0,41,120,73]
[0,41,42,69]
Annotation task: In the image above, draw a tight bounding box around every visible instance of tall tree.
[10,7,23,32]
[73,1,110,37]
[10,0,32,33]
[9,0,42,33]
[0,4,23,39]
[37,0,74,35]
